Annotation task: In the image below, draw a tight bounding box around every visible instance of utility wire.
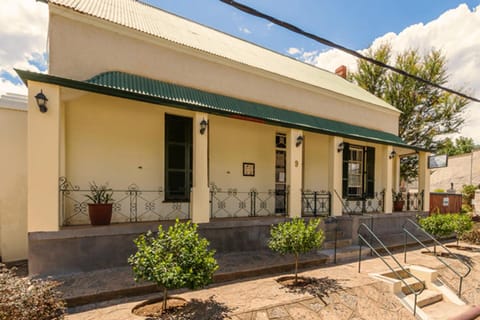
[220,0,480,103]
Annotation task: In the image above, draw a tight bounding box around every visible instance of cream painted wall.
[209,116,276,192]
[303,133,329,191]
[65,93,193,189]
[0,107,27,261]
[48,13,399,135]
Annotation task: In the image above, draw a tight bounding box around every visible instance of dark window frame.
[165,114,192,202]
[342,143,375,199]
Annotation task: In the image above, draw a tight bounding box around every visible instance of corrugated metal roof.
[85,71,406,146]
[17,68,418,148]
[46,0,399,113]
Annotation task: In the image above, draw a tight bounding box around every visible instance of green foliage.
[392,191,404,201]
[268,218,325,282]
[419,213,456,238]
[461,184,477,206]
[433,189,445,193]
[437,136,475,156]
[453,213,474,238]
[128,219,218,303]
[0,264,66,320]
[350,44,469,182]
[461,204,473,214]
[84,181,113,204]
[419,213,473,239]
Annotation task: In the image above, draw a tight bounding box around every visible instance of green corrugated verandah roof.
[16,69,424,151]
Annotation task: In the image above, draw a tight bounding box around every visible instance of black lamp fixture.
[337,142,344,153]
[296,135,304,147]
[389,150,397,159]
[35,90,48,113]
[199,119,208,135]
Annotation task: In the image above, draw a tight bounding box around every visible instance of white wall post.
[288,129,303,218]
[329,136,344,216]
[418,151,431,212]
[191,112,210,223]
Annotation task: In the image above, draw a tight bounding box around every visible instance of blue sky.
[146,0,480,55]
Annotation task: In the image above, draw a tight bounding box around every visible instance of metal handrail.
[402,218,471,297]
[358,223,425,316]
[333,189,355,215]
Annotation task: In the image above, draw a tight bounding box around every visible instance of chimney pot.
[335,65,347,79]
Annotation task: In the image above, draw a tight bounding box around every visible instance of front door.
[275,133,287,214]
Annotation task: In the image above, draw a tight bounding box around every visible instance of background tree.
[268,218,325,284]
[437,136,476,156]
[350,44,469,181]
[128,220,218,313]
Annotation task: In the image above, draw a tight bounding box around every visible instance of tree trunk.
[162,287,168,313]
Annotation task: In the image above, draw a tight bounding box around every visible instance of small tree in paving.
[128,219,218,313]
[268,218,325,284]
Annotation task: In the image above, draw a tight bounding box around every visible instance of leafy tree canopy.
[349,44,469,181]
[437,136,476,156]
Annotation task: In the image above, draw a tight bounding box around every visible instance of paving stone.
[285,304,323,320]
[317,302,353,319]
[234,312,253,320]
[266,306,289,319]
[253,310,269,320]
[299,298,324,313]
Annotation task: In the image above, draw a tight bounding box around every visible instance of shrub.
[433,189,445,193]
[461,229,480,244]
[0,264,65,320]
[268,218,325,283]
[419,213,456,238]
[462,184,477,206]
[419,213,473,243]
[461,204,473,214]
[128,219,218,313]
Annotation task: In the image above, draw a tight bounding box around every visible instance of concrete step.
[322,238,352,249]
[381,268,412,280]
[405,289,443,308]
[400,277,425,295]
[422,302,480,320]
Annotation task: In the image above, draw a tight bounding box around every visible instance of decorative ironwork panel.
[342,189,385,214]
[253,189,277,217]
[59,177,189,226]
[301,190,331,217]
[209,187,252,218]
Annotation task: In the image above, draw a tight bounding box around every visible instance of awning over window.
[16,69,426,151]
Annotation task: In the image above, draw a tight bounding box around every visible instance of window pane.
[168,171,186,197]
[168,144,185,169]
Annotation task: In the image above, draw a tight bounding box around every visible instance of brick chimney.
[335,65,347,79]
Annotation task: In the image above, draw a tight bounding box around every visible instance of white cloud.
[239,27,252,34]
[308,4,480,143]
[0,0,48,96]
[287,47,301,55]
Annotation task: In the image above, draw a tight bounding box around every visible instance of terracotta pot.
[88,203,113,225]
[393,200,404,212]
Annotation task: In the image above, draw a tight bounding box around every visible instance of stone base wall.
[28,212,426,277]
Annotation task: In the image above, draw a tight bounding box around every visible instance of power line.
[220,0,480,103]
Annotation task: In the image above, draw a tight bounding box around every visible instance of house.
[0,93,27,263]
[14,0,430,275]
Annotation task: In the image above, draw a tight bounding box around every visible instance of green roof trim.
[15,69,426,150]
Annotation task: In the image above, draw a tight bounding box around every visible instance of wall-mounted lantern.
[296,135,304,147]
[199,119,208,135]
[337,142,344,153]
[389,150,397,159]
[35,90,48,113]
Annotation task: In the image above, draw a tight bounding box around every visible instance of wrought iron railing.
[343,190,385,214]
[402,218,471,297]
[209,184,284,218]
[301,190,331,217]
[393,190,424,212]
[59,177,190,226]
[358,222,425,316]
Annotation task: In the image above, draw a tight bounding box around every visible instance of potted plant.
[84,182,114,225]
[392,191,405,212]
